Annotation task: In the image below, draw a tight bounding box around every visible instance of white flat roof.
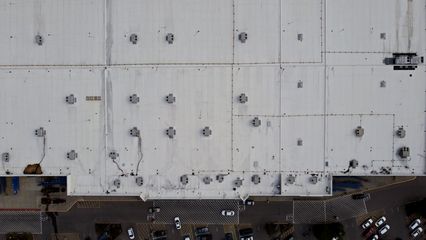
[0,0,425,199]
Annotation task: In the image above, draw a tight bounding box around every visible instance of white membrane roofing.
[0,0,425,199]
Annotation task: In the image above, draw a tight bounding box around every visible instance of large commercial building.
[0,0,425,200]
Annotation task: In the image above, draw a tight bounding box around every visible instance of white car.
[378,224,390,235]
[127,228,135,240]
[240,237,253,240]
[409,218,421,230]
[375,216,387,227]
[369,235,379,240]
[412,227,423,238]
[222,210,235,216]
[174,216,181,230]
[361,218,373,229]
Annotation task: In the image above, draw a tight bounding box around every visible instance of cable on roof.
[135,135,143,175]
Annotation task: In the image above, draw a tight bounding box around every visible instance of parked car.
[411,227,423,238]
[363,227,376,238]
[41,198,66,204]
[127,228,135,240]
[222,210,235,216]
[240,237,253,240]
[196,235,212,240]
[174,216,181,230]
[152,230,167,240]
[148,207,160,213]
[374,216,387,227]
[378,224,390,235]
[153,230,166,237]
[409,218,421,230]
[368,235,379,240]
[225,233,233,240]
[352,193,370,200]
[183,235,191,240]
[41,186,66,194]
[239,228,254,238]
[195,227,209,235]
[245,200,255,206]
[361,218,373,229]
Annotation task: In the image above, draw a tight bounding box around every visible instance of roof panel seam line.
[323,0,327,173]
[279,0,283,175]
[105,0,112,66]
[231,0,235,171]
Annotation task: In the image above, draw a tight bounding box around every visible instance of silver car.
[409,219,421,230]
[378,224,390,235]
[127,228,135,240]
[412,227,423,238]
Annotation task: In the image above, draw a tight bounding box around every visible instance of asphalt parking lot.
[343,208,425,240]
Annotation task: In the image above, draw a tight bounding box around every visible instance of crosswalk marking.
[76,201,100,209]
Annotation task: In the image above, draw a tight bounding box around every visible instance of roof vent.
[310,176,318,184]
[65,94,77,104]
[239,93,248,103]
[203,176,213,184]
[396,127,406,138]
[135,176,143,186]
[35,127,46,137]
[233,178,243,188]
[130,127,140,137]
[202,127,212,137]
[165,93,176,104]
[180,175,189,185]
[113,179,121,188]
[166,33,174,44]
[398,146,410,159]
[35,35,43,45]
[129,34,138,44]
[109,151,119,160]
[349,159,359,168]
[166,127,176,139]
[129,94,140,104]
[354,126,364,137]
[252,117,261,127]
[216,174,225,183]
[238,32,248,43]
[66,150,78,160]
[251,175,261,184]
[2,152,10,162]
[287,175,296,184]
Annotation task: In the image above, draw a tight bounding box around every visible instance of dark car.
[196,235,212,240]
[195,227,209,235]
[148,207,161,213]
[352,193,370,200]
[41,198,66,204]
[239,228,254,237]
[225,233,233,240]
[41,186,66,194]
[152,230,167,240]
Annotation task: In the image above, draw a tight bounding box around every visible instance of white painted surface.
[281,0,323,63]
[110,0,233,64]
[0,0,424,198]
[234,0,281,63]
[0,0,105,65]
